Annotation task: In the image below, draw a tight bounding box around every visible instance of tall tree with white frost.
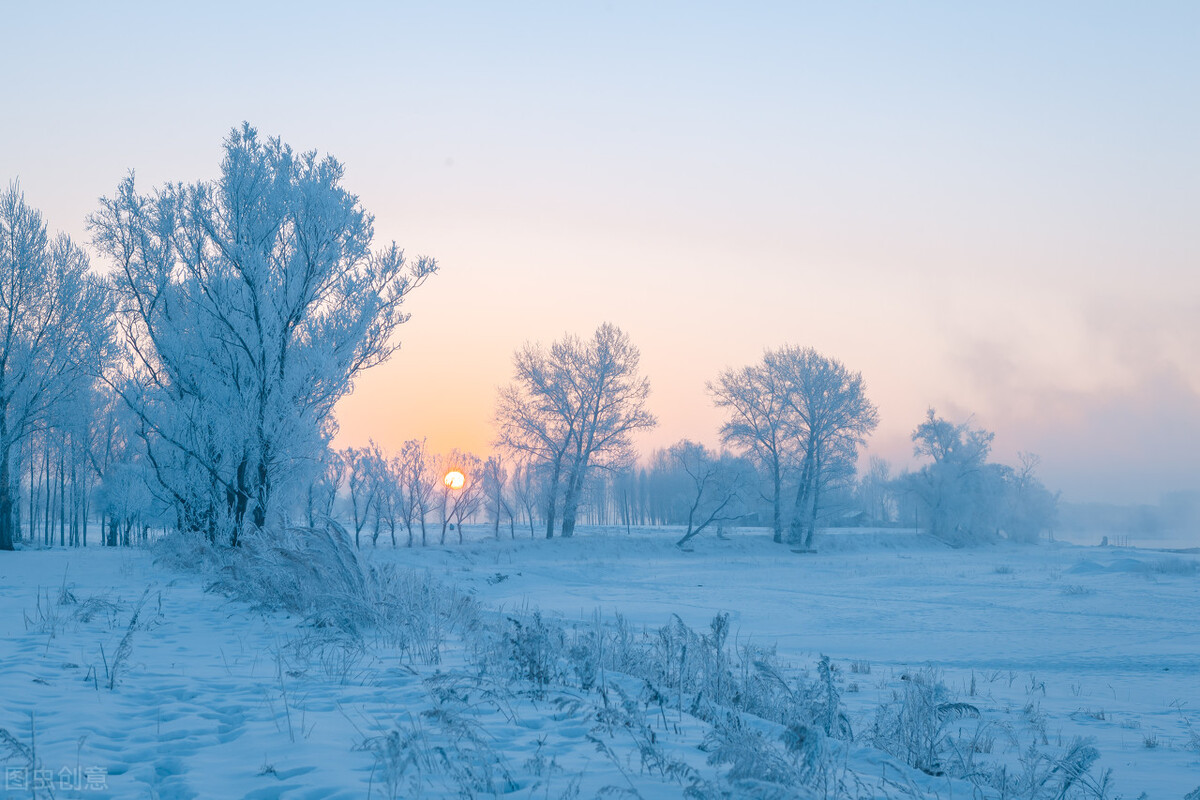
[712,346,877,548]
[771,347,878,549]
[90,124,435,544]
[495,324,655,538]
[0,183,112,551]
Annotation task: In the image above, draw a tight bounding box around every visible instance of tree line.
[0,124,1057,552]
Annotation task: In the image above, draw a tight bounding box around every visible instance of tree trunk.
[0,443,15,551]
[561,454,590,538]
[787,446,814,545]
[28,448,37,542]
[803,478,822,550]
[544,456,562,539]
[771,462,783,544]
[43,448,52,545]
[59,457,66,547]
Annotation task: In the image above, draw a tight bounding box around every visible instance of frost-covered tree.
[900,410,1056,545]
[712,346,877,547]
[495,324,655,538]
[0,183,112,551]
[902,410,996,544]
[90,124,435,544]
[771,347,878,548]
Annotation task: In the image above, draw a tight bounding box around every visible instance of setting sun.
[443,470,465,490]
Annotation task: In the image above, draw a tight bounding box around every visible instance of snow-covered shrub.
[702,711,830,797]
[195,522,478,666]
[206,525,375,632]
[985,738,1111,800]
[869,668,980,777]
[505,611,566,692]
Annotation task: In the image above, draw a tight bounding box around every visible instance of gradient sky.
[3,2,1197,504]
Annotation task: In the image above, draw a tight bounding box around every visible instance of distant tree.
[495,324,655,538]
[1002,452,1059,543]
[902,410,992,543]
[90,123,435,544]
[645,448,692,525]
[343,446,379,548]
[481,454,513,538]
[305,449,344,528]
[854,456,896,526]
[0,183,112,551]
[362,443,402,547]
[899,409,1058,545]
[508,458,541,537]
[436,449,482,544]
[396,438,434,547]
[665,441,755,547]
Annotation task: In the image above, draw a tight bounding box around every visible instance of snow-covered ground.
[1,528,1197,798]
[375,526,1200,797]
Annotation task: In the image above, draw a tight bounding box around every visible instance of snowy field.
[2,529,1198,798]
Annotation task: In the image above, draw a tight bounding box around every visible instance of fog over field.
[2,3,1197,799]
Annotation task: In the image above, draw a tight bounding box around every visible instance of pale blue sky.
[3,2,1197,503]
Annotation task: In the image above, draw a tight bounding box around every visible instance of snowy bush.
[869,668,981,777]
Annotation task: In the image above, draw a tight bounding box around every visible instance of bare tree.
[305,449,344,527]
[396,438,434,546]
[559,325,657,537]
[436,449,482,544]
[481,454,512,538]
[495,323,655,538]
[343,446,378,548]
[0,183,112,551]
[710,361,791,543]
[90,123,435,544]
[495,343,580,538]
[508,458,541,537]
[665,441,755,548]
[358,443,400,547]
